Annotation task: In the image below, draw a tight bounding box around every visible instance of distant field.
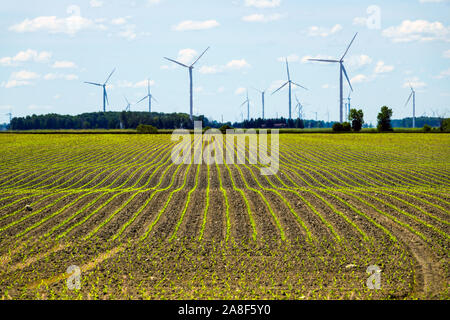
[0,133,448,299]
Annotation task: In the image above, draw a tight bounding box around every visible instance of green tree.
[348,108,364,132]
[377,106,393,132]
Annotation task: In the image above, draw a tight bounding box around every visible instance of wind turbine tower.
[240,90,250,121]
[405,84,416,128]
[345,91,352,120]
[84,68,116,112]
[164,47,210,121]
[272,58,307,120]
[253,87,266,119]
[308,33,358,123]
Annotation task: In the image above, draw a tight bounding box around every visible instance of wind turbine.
[405,84,416,128]
[164,47,210,120]
[252,87,267,119]
[240,89,250,121]
[308,33,358,123]
[294,94,303,119]
[137,79,158,113]
[84,68,116,112]
[272,58,308,120]
[345,91,352,120]
[123,96,132,112]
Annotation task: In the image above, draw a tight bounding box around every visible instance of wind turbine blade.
[240,100,248,107]
[104,68,116,85]
[286,59,291,81]
[291,81,308,90]
[272,82,289,95]
[308,59,340,63]
[151,96,158,103]
[84,82,102,86]
[191,47,210,67]
[341,32,358,60]
[164,57,189,68]
[137,96,148,104]
[124,96,130,104]
[404,92,413,107]
[148,79,151,95]
[341,65,353,92]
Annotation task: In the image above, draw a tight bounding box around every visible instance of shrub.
[136,124,158,134]
[332,123,343,132]
[423,124,431,132]
[220,124,234,134]
[342,122,351,132]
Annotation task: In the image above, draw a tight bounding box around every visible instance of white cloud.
[351,74,370,84]
[382,20,450,42]
[443,49,450,58]
[172,20,219,31]
[117,24,137,40]
[177,48,198,65]
[307,24,342,37]
[322,84,330,89]
[52,61,77,69]
[374,61,394,74]
[1,80,32,88]
[199,59,251,74]
[244,0,281,8]
[403,77,427,88]
[147,0,161,5]
[235,87,246,95]
[435,67,450,79]
[347,55,372,69]
[44,73,78,80]
[1,70,40,88]
[242,13,283,23]
[9,6,106,35]
[90,0,103,7]
[112,17,127,25]
[12,70,40,80]
[0,49,52,66]
[277,54,300,63]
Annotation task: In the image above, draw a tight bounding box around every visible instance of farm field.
[0,133,448,300]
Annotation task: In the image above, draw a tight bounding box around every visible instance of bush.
[332,123,343,132]
[423,124,431,132]
[342,122,351,132]
[136,124,158,134]
[220,124,234,134]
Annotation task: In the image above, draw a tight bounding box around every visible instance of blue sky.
[1,0,449,125]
